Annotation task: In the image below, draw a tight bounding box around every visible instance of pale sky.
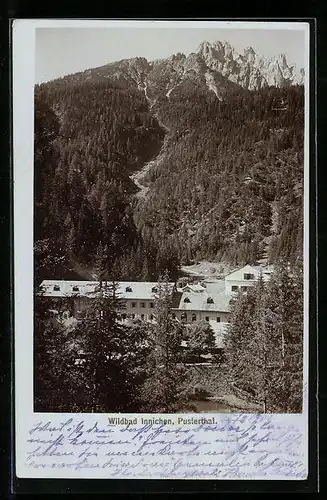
[35,25,307,84]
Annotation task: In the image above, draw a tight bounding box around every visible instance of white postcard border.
[13,19,311,480]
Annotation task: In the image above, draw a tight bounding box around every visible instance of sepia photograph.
[33,22,306,416]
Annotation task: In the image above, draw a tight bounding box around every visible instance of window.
[141,302,145,308]
[192,313,197,321]
[241,286,248,292]
[141,314,144,320]
[132,302,136,308]
[184,297,191,303]
[72,286,79,292]
[172,312,176,319]
[231,285,239,292]
[244,273,254,280]
[53,285,60,291]
[205,316,210,322]
[207,297,214,304]
[151,287,158,293]
[125,286,132,292]
[150,302,154,308]
[131,314,135,319]
[150,314,154,320]
[217,316,221,322]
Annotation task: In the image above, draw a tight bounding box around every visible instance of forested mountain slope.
[35,79,167,282]
[34,43,304,283]
[136,84,304,266]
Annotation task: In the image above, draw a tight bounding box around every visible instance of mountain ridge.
[44,39,304,98]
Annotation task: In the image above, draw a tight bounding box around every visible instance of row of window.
[179,313,221,322]
[65,309,223,323]
[118,313,154,321]
[130,301,154,308]
[118,313,221,322]
[231,285,250,292]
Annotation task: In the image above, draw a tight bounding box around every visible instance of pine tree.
[248,277,270,411]
[139,271,192,412]
[34,289,91,412]
[225,264,303,413]
[185,320,216,362]
[75,280,150,412]
[224,287,257,397]
[264,261,303,412]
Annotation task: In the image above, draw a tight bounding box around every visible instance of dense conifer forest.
[34,64,304,283]
[225,260,303,412]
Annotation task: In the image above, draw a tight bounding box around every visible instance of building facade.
[224,264,273,294]
[39,264,273,327]
[39,281,174,322]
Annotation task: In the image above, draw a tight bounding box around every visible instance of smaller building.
[224,264,273,294]
[172,280,230,324]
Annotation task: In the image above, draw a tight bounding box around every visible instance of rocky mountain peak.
[168,52,186,62]
[195,40,304,90]
[243,46,256,63]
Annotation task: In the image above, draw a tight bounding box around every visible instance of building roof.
[202,281,225,295]
[40,280,97,298]
[39,280,175,301]
[225,263,274,281]
[182,283,206,293]
[173,288,232,313]
[40,279,232,313]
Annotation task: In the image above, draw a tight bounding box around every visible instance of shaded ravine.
[130,84,170,199]
[131,119,170,199]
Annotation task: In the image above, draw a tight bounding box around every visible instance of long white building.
[39,264,273,348]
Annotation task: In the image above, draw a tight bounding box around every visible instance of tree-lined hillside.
[34,53,304,283]
[34,79,173,282]
[136,84,304,267]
